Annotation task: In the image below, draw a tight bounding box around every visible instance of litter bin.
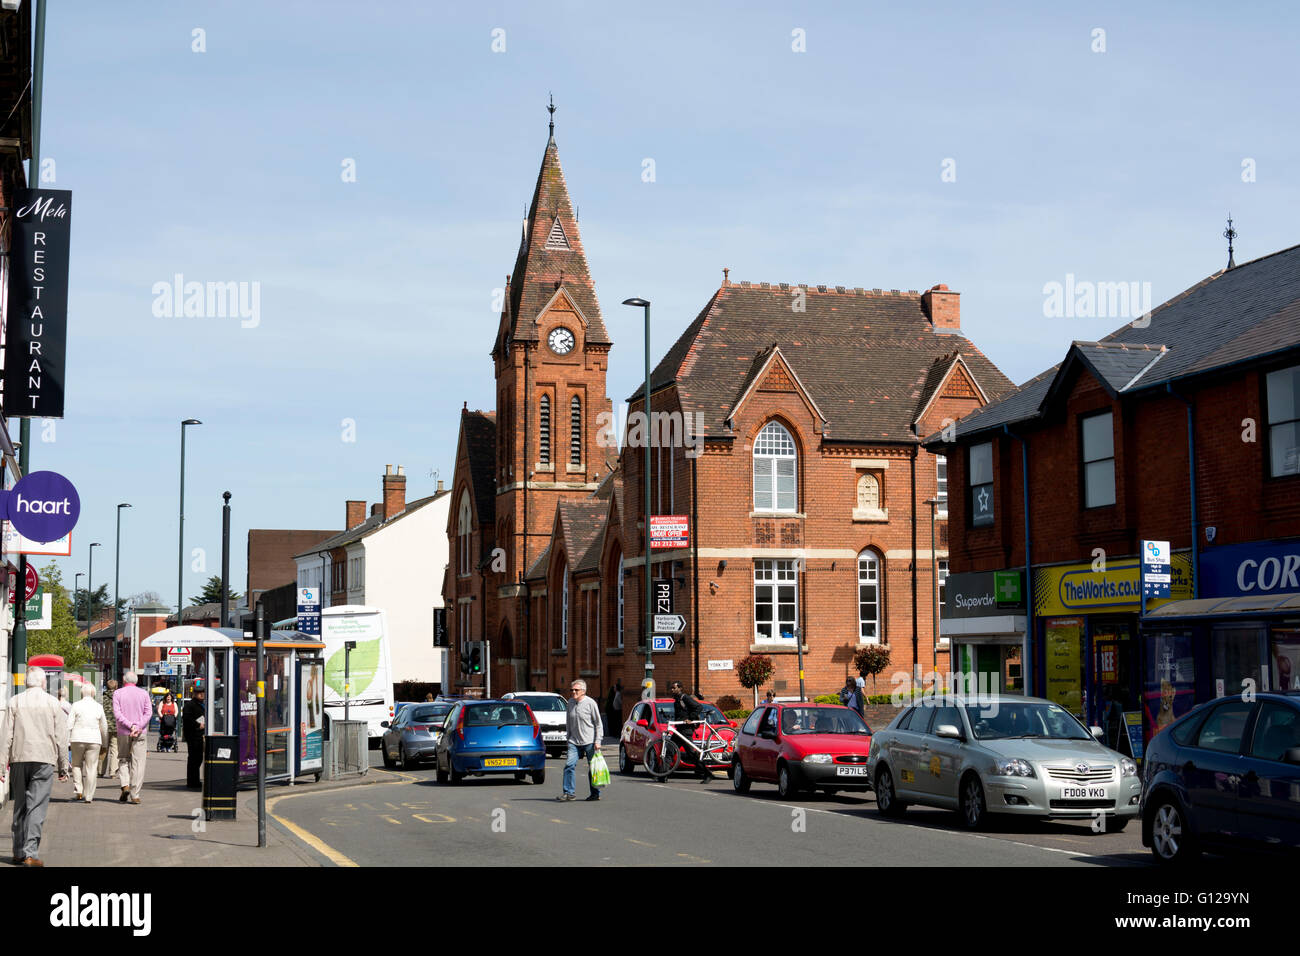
[204,734,238,821]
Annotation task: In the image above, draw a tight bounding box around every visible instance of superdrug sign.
[4,189,72,418]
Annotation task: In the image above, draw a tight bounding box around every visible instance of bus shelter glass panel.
[1212,625,1266,696]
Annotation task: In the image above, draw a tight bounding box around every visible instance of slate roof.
[525,543,551,582]
[462,410,497,527]
[557,499,608,575]
[630,283,1014,443]
[503,136,609,347]
[946,242,1300,442]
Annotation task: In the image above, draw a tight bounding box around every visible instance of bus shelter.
[141,626,327,786]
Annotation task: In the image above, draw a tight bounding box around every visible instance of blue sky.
[28,0,1300,608]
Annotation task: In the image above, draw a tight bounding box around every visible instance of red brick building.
[246,528,337,610]
[445,121,1013,720]
[933,242,1300,749]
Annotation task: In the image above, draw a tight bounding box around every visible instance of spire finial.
[1224,214,1238,270]
[547,92,556,139]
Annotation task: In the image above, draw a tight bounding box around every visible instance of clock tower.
[487,111,613,681]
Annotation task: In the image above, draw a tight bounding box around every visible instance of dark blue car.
[1141,690,1300,863]
[434,699,547,786]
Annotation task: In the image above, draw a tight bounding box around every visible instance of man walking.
[559,679,604,802]
[68,684,108,802]
[1,666,71,866]
[182,688,206,790]
[113,671,152,805]
[99,679,118,778]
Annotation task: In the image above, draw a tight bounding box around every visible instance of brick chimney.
[345,499,366,529]
[922,284,960,330]
[436,479,445,494]
[383,464,407,520]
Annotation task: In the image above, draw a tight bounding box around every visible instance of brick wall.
[247,528,337,604]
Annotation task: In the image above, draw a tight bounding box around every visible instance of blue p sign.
[8,470,80,542]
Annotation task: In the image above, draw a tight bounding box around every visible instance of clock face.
[548,327,575,355]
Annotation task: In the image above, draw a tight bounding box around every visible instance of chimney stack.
[436,479,446,494]
[382,464,407,520]
[921,284,960,331]
[345,499,366,529]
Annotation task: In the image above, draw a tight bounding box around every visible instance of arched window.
[753,421,797,512]
[858,550,881,644]
[457,491,472,577]
[570,396,582,465]
[560,565,569,650]
[616,554,625,648]
[539,394,551,464]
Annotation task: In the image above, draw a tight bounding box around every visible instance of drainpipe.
[1165,384,1199,599]
[692,454,701,693]
[910,443,919,689]
[1003,426,1034,696]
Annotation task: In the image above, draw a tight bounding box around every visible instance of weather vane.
[1224,214,1238,269]
[548,93,556,137]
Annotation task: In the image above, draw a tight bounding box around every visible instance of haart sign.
[0,471,81,542]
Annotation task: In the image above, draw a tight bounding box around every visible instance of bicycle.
[643,719,736,781]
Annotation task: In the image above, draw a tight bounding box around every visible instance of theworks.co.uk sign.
[4,189,72,418]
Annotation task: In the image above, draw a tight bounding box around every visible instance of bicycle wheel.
[643,738,682,779]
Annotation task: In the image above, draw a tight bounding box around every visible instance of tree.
[68,584,125,627]
[853,645,892,694]
[190,575,240,606]
[28,563,91,671]
[736,654,776,707]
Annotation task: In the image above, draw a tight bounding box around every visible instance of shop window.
[1043,618,1085,716]
[968,442,993,527]
[1271,630,1300,690]
[753,421,797,512]
[754,559,798,643]
[1266,365,1300,476]
[1081,411,1116,508]
[1212,625,1265,694]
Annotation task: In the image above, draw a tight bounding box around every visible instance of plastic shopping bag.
[589,749,611,788]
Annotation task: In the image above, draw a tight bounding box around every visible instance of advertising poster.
[1145,631,1195,741]
[299,659,324,772]
[1044,618,1084,715]
[1271,633,1300,691]
[238,658,258,777]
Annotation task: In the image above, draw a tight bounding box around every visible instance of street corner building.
[443,119,1015,723]
[931,241,1300,757]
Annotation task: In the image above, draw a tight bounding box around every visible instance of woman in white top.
[67,683,109,802]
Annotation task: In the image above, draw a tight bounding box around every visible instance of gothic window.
[616,553,625,649]
[560,565,569,650]
[753,421,797,512]
[539,394,551,465]
[570,396,582,465]
[858,550,881,644]
[457,491,472,577]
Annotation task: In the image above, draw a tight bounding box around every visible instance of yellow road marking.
[585,827,601,832]
[627,838,655,847]
[382,815,402,825]
[269,812,359,867]
[550,818,570,824]
[677,853,711,863]
[413,813,456,824]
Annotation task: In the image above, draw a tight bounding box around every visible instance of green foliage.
[190,575,240,606]
[735,654,775,690]
[28,563,91,671]
[812,694,840,704]
[724,709,752,722]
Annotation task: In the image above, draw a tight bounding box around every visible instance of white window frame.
[753,421,798,513]
[1081,411,1116,509]
[754,559,798,644]
[858,550,881,644]
[1266,365,1300,477]
[936,454,948,518]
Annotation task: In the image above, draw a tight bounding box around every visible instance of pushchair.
[158,712,178,752]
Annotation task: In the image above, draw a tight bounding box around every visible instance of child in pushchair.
[158,692,179,752]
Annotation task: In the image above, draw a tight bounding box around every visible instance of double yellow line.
[266,767,418,867]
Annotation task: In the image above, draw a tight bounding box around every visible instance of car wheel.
[435,757,448,785]
[514,771,527,782]
[777,763,799,799]
[733,759,751,793]
[398,745,410,771]
[959,774,987,830]
[448,763,464,785]
[1150,798,1197,864]
[531,768,546,785]
[618,744,635,776]
[875,765,906,817]
[382,741,395,769]
[822,788,839,797]
[1102,816,1130,834]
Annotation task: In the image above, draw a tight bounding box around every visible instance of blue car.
[434,699,547,785]
[1141,690,1300,863]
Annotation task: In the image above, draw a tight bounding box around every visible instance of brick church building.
[445,118,1013,722]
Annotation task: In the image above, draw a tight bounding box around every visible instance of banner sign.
[649,515,689,549]
[1200,539,1300,598]
[3,189,73,418]
[1034,554,1191,617]
[653,578,673,616]
[1,471,81,542]
[1,521,71,556]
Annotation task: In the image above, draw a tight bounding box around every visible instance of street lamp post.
[114,503,132,682]
[178,419,202,625]
[86,542,102,640]
[622,298,653,688]
[74,572,84,628]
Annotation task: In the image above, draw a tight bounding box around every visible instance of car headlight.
[802,753,833,764]
[992,758,1036,778]
[1121,758,1138,778]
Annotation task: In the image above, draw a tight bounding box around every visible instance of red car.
[618,698,739,775]
[732,702,873,799]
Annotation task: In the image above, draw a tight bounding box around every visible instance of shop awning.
[1144,593,1300,622]
[940,615,1027,637]
[141,626,243,648]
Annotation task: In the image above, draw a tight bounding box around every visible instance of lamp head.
[183,419,202,426]
[621,297,650,308]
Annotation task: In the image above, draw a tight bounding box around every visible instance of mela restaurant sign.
[3,189,73,419]
[0,471,80,543]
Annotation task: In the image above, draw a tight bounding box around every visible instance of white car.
[503,692,569,757]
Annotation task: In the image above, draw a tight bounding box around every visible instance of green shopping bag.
[589,749,611,788]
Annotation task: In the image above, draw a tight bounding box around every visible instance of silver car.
[866,696,1141,831]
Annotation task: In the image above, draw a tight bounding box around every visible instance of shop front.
[1033,553,1192,756]
[942,570,1028,697]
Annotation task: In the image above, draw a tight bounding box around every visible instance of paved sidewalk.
[5,737,375,867]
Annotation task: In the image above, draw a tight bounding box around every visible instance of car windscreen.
[464,703,533,726]
[964,702,1091,740]
[516,695,566,713]
[408,706,450,724]
[780,707,870,735]
[655,702,726,724]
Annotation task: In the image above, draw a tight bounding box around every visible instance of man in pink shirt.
[112,671,152,804]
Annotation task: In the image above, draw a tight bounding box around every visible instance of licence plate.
[484,758,518,768]
[544,732,565,740]
[835,766,869,777]
[1062,786,1105,798]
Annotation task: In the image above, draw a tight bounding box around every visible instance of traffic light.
[468,642,483,675]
